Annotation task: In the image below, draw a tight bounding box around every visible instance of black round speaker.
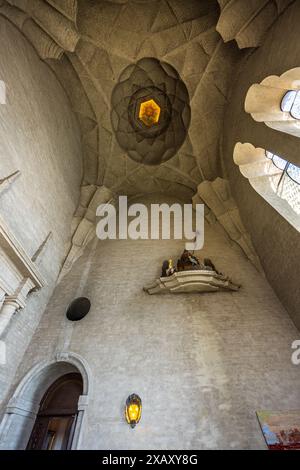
[66,297,91,321]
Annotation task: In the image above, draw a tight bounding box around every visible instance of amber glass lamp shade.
[139,99,161,127]
[125,394,142,428]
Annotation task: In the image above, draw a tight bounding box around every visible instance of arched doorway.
[27,373,83,450]
[0,353,91,450]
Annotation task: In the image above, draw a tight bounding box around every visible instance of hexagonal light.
[138,99,161,127]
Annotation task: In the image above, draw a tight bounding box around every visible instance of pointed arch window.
[265,151,300,185]
[245,68,300,138]
[234,143,300,231]
[281,90,300,120]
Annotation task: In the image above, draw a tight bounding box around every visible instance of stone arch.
[216,0,295,49]
[244,68,300,137]
[233,142,300,232]
[0,351,91,450]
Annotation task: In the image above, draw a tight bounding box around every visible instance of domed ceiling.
[0,0,289,200]
[111,57,191,165]
[0,0,290,272]
[0,0,237,199]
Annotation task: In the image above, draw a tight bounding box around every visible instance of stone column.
[71,394,89,450]
[0,395,39,450]
[0,299,21,337]
[0,288,5,310]
[0,278,34,337]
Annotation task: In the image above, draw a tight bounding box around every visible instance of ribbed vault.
[0,0,291,273]
[0,0,236,199]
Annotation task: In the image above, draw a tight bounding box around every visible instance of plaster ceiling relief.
[0,0,288,193]
[217,0,295,49]
[0,0,245,199]
[111,57,191,166]
[0,0,275,276]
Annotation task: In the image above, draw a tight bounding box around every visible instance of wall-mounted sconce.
[125,394,142,428]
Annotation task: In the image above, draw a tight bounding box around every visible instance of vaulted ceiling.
[0,0,294,202]
[52,0,235,201]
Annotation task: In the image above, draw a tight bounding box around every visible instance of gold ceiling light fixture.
[125,394,142,428]
[139,99,161,127]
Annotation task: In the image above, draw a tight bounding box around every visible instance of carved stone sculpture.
[144,270,240,295]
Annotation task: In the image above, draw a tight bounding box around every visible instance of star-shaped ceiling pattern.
[0,0,287,274]
[0,0,243,200]
[111,57,191,165]
[0,0,290,201]
[67,0,238,200]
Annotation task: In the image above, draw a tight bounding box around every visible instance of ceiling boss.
[111,57,191,165]
[139,99,161,127]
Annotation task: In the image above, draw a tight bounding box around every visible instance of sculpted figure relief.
[145,248,241,295]
[162,250,221,277]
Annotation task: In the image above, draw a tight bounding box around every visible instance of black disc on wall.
[66,297,91,321]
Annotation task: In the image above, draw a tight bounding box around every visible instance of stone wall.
[221,2,300,330]
[0,19,82,401]
[2,196,299,450]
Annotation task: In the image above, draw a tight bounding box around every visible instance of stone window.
[233,142,300,231]
[265,151,300,215]
[281,90,300,119]
[244,68,300,138]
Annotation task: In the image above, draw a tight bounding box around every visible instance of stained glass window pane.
[287,163,300,184]
[272,154,287,170]
[290,91,300,119]
[265,150,273,160]
[281,90,297,112]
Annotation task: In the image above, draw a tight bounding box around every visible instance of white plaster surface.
[4,196,300,450]
[0,19,82,402]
